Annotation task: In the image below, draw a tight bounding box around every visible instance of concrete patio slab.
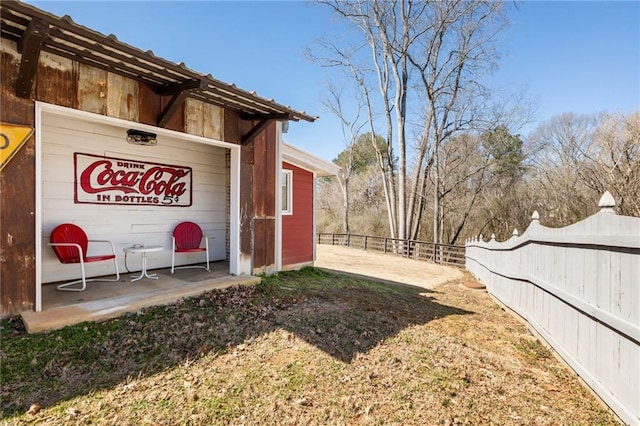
[21,263,260,333]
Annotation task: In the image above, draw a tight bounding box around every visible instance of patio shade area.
[22,263,260,333]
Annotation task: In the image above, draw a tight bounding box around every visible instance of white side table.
[123,245,164,282]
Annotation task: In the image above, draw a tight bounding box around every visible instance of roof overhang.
[283,142,340,177]
[0,1,317,124]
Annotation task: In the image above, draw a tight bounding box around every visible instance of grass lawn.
[1,268,618,425]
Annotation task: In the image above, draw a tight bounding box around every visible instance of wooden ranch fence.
[465,192,640,426]
[317,233,466,267]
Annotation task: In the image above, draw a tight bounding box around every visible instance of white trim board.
[282,142,340,177]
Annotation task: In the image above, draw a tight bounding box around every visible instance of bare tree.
[322,82,366,233]
[316,165,389,235]
[585,112,640,216]
[529,111,640,223]
[437,133,491,244]
[405,0,508,243]
[316,0,510,244]
[308,17,399,238]
[316,176,344,232]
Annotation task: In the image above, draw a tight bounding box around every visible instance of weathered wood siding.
[36,52,77,109]
[252,123,277,274]
[0,40,35,123]
[40,114,227,283]
[226,109,255,272]
[465,198,640,425]
[225,109,278,274]
[1,39,37,314]
[282,162,314,266]
[1,37,280,316]
[185,98,223,140]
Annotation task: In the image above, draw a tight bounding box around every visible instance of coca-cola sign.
[74,153,192,207]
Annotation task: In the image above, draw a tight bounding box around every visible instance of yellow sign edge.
[0,126,34,172]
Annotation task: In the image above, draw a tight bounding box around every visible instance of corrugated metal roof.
[0,0,317,122]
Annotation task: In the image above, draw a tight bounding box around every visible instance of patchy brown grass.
[1,267,618,425]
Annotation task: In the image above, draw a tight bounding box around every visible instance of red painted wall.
[282,162,314,266]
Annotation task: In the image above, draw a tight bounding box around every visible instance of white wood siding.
[41,114,228,283]
[465,196,640,426]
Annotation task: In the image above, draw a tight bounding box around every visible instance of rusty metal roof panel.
[0,1,317,122]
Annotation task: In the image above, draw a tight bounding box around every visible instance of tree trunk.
[433,148,440,245]
[341,177,350,233]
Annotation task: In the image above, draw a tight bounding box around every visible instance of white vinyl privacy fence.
[465,192,639,426]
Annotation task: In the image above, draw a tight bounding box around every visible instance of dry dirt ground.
[314,244,465,289]
[2,246,619,425]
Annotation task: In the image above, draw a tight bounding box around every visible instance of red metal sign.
[74,153,192,207]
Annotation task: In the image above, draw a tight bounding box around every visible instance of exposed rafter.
[157,91,188,128]
[16,17,49,98]
[157,79,207,127]
[240,113,293,145]
[241,112,291,121]
[156,79,206,95]
[241,119,271,145]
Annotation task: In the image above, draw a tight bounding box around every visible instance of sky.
[28,1,640,162]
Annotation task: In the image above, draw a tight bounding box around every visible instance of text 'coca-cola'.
[74,152,192,207]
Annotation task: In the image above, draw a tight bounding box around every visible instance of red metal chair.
[171,221,210,274]
[49,223,120,291]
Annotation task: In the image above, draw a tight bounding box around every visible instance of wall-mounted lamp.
[126,129,157,146]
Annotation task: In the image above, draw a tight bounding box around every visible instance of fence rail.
[317,233,465,266]
[465,192,640,426]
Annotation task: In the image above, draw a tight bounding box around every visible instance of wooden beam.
[156,79,208,127]
[157,90,189,128]
[241,112,291,121]
[156,79,205,95]
[16,18,49,99]
[241,118,270,145]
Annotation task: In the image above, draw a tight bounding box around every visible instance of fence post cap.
[531,210,540,221]
[490,233,496,241]
[598,191,616,213]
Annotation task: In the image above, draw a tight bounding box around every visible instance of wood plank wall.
[1,39,274,315]
[1,40,37,315]
[223,109,278,274]
[252,124,277,274]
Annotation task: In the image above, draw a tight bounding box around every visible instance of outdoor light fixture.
[126,129,157,146]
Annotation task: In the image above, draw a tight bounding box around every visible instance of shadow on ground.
[269,269,472,363]
[0,267,472,417]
